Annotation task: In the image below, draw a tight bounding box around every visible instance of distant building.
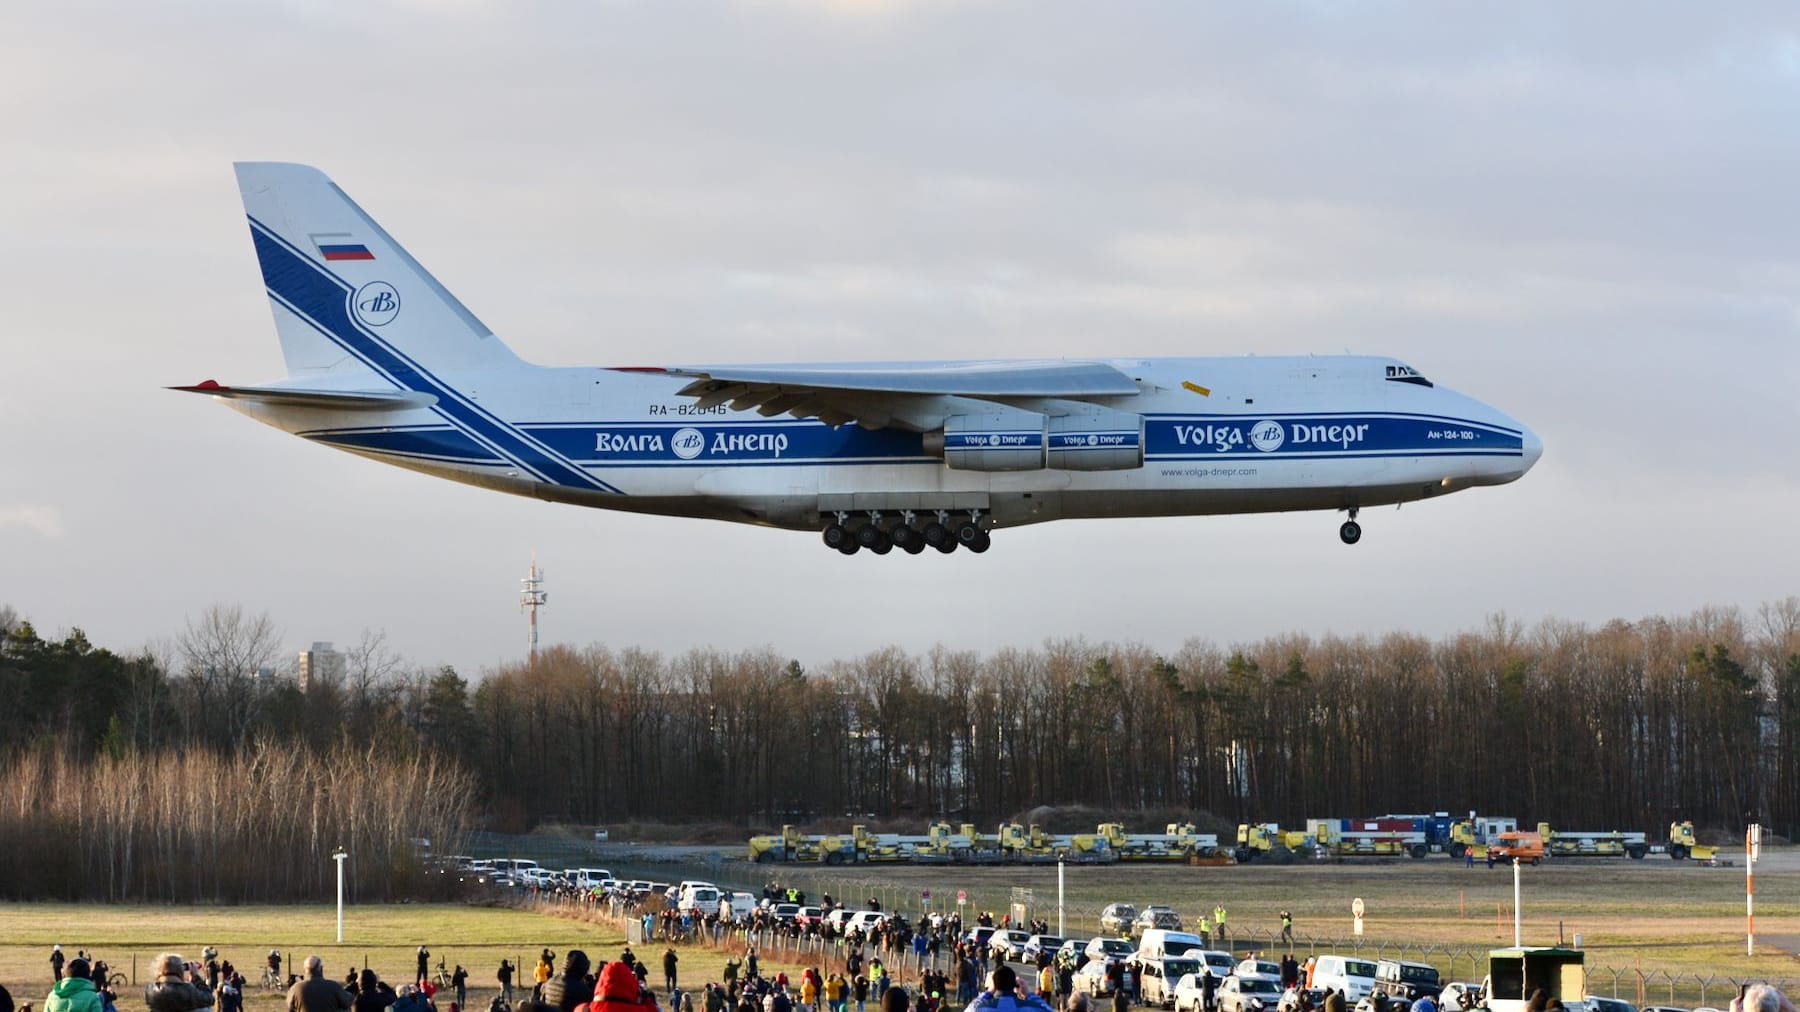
[298,642,345,691]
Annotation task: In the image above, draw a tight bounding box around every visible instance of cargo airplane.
[178,163,1542,555]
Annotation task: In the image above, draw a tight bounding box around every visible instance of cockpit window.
[1385,364,1433,387]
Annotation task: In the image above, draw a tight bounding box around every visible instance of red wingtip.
[169,379,226,393]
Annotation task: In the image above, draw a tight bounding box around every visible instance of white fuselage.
[233,353,1541,532]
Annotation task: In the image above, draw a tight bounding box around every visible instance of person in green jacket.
[46,958,103,1012]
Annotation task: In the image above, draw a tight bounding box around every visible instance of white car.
[1237,960,1281,980]
[846,910,889,933]
[1440,983,1484,1012]
[1076,961,1118,998]
[1175,974,1211,1012]
[1143,956,1204,1008]
[1197,951,1236,978]
[1086,937,1136,966]
[1022,935,1067,963]
[990,929,1034,961]
[1218,974,1284,1012]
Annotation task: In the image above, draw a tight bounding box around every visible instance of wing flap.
[170,379,435,412]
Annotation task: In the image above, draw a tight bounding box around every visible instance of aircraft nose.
[1519,425,1543,471]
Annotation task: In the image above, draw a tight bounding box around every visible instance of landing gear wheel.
[869,535,892,555]
[968,531,992,553]
[955,520,983,546]
[923,522,951,548]
[1339,520,1362,545]
[822,524,850,550]
[898,530,926,555]
[933,537,957,554]
[837,540,860,555]
[855,524,884,548]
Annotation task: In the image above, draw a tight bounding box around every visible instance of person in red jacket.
[589,963,656,1012]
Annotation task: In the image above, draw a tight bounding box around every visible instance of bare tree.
[176,604,282,749]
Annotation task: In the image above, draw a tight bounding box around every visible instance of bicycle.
[434,962,456,990]
[263,966,284,990]
[106,972,128,990]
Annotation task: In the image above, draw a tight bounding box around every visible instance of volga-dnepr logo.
[671,427,705,460]
[1249,419,1285,452]
[353,281,400,327]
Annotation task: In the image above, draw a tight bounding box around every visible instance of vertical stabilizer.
[234,162,523,378]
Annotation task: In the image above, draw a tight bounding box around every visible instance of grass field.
[0,902,792,1012]
[1,856,1794,1012]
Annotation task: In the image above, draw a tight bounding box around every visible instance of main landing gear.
[1339,506,1362,545]
[821,510,990,556]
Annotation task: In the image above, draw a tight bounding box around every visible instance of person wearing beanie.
[542,952,595,1012]
[46,959,102,1012]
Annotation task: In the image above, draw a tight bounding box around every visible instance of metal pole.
[334,851,349,942]
[1057,859,1065,936]
[1747,824,1757,956]
[1512,857,1521,947]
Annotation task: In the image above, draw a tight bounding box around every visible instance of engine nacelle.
[926,409,1047,471]
[1047,409,1145,471]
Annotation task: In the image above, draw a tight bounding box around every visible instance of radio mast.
[520,555,548,663]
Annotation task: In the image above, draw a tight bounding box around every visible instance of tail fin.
[234,162,523,378]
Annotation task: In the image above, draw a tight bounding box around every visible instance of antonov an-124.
[178,163,1542,555]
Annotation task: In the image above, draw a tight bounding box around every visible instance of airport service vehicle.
[1479,947,1588,1012]
[1100,904,1139,935]
[1218,974,1285,1012]
[1143,956,1204,1008]
[1097,823,1223,860]
[1447,818,1521,859]
[1312,956,1378,1002]
[186,164,1542,557]
[1308,819,1430,859]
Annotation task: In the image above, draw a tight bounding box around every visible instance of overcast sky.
[4,1,1797,674]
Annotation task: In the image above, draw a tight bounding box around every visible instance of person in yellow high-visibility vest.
[1213,904,1227,948]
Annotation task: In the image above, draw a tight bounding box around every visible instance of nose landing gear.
[1339,507,1361,545]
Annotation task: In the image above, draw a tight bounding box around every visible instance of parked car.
[1143,956,1204,1008]
[1218,974,1284,1012]
[990,929,1034,962]
[1057,938,1093,968]
[1022,935,1067,964]
[1439,983,1485,1011]
[1085,937,1137,967]
[795,905,824,928]
[1375,960,1442,1004]
[1196,950,1236,978]
[1100,903,1140,936]
[1586,1000,1637,1012]
[1077,960,1120,998]
[1281,988,1328,1012]
[1175,974,1209,1012]
[1237,959,1281,979]
[1638,1007,1687,1012]
[772,902,801,924]
[963,926,999,950]
[1312,956,1378,1002]
[1135,906,1185,935]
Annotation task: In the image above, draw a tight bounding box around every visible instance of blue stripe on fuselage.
[247,218,619,494]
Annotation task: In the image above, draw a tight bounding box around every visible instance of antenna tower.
[520,555,548,662]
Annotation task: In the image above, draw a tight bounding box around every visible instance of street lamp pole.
[334,851,349,943]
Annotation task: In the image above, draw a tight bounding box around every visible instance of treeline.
[0,744,477,901]
[468,602,1800,838]
[4,600,1799,862]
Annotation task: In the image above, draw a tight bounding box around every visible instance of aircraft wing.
[621,360,1141,429]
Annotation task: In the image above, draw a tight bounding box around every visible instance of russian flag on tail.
[311,232,374,261]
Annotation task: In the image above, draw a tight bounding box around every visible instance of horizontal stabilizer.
[169,379,435,412]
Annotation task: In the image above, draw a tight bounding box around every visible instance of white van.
[679,885,722,912]
[1136,930,1207,963]
[1312,955,1378,1001]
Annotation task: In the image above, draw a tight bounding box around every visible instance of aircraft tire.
[923,522,951,547]
[900,534,926,555]
[856,523,885,548]
[869,536,893,555]
[838,540,861,555]
[891,525,922,552]
[933,538,957,554]
[955,519,983,545]
[1339,520,1362,545]
[968,531,992,553]
[822,524,850,550]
